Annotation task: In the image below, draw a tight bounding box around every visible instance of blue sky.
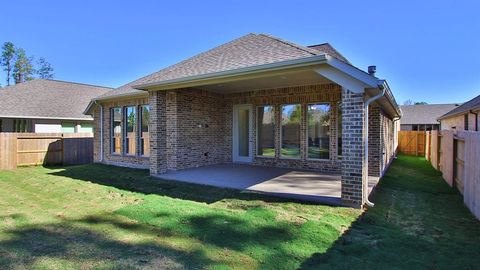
[1,0,479,104]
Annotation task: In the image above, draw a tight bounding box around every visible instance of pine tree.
[13,48,34,84]
[0,42,16,86]
[36,57,54,79]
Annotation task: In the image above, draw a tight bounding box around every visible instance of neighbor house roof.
[0,79,112,120]
[438,95,480,120]
[400,104,460,125]
[95,33,352,100]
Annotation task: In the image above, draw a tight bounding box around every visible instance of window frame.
[123,106,137,156]
[255,105,276,158]
[138,104,150,158]
[280,103,302,160]
[110,107,122,155]
[464,114,469,131]
[306,103,331,161]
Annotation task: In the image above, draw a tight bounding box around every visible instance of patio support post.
[340,88,366,207]
[166,91,178,171]
[149,90,168,175]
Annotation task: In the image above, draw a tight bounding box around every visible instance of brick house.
[438,95,480,131]
[85,33,401,207]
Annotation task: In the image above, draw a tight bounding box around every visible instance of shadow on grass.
[48,163,321,205]
[32,155,480,269]
[300,155,480,269]
[0,214,204,269]
[0,210,300,269]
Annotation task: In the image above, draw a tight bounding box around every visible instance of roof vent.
[368,65,376,76]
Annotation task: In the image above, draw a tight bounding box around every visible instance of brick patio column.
[166,91,178,171]
[341,88,366,207]
[149,90,167,175]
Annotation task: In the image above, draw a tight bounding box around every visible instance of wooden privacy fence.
[425,130,480,219]
[0,133,93,170]
[398,131,426,156]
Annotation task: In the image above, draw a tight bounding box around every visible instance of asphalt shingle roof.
[307,43,350,64]
[400,104,461,125]
[97,33,349,100]
[439,95,480,119]
[0,79,112,120]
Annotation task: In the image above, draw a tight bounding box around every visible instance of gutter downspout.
[470,110,478,131]
[364,86,386,208]
[94,101,104,162]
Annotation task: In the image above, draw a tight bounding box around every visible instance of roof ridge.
[43,79,114,89]
[112,33,260,91]
[258,33,318,56]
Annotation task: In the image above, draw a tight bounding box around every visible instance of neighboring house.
[438,94,480,131]
[85,33,401,207]
[0,79,112,133]
[399,104,460,131]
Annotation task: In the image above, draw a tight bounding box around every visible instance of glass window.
[308,104,331,159]
[111,107,122,154]
[281,104,301,158]
[139,105,150,157]
[61,122,75,133]
[13,119,27,133]
[464,114,469,130]
[337,102,342,160]
[124,106,136,155]
[256,106,275,157]
[79,123,93,133]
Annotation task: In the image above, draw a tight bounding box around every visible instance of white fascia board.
[326,56,380,88]
[133,54,329,90]
[0,115,93,121]
[314,65,371,93]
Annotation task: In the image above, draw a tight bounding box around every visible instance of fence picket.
[0,133,93,170]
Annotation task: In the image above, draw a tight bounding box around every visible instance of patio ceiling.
[195,68,332,94]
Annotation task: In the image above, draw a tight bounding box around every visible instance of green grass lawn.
[0,155,479,269]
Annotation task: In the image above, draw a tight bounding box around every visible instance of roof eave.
[133,54,330,90]
[438,105,480,121]
[0,115,93,121]
[84,91,149,115]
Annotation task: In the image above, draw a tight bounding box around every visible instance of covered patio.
[158,164,379,205]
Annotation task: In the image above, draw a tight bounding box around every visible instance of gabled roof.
[399,104,460,125]
[307,43,350,64]
[439,95,480,120]
[96,33,348,100]
[0,79,112,120]
[89,33,400,117]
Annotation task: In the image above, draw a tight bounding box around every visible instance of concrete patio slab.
[156,163,380,205]
[155,164,333,204]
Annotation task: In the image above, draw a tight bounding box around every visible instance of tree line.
[0,41,54,87]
